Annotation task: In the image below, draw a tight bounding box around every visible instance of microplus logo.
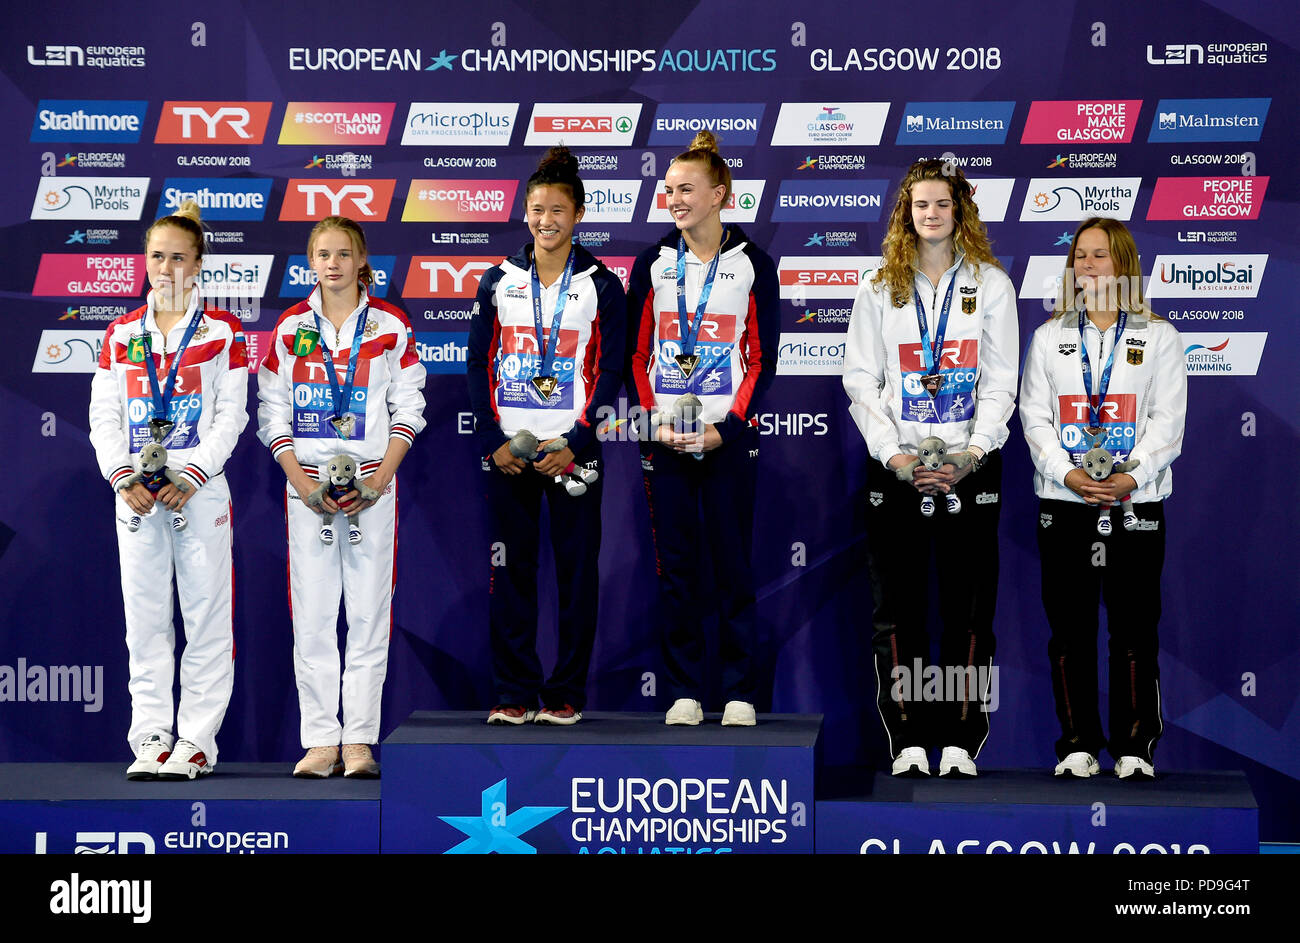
[1147,98,1269,142]
[31,100,148,142]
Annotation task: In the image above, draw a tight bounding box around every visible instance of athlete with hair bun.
[843,159,1018,777]
[90,200,249,780]
[258,216,426,777]
[627,130,780,727]
[468,146,626,726]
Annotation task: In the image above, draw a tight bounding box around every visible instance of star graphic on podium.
[439,779,564,854]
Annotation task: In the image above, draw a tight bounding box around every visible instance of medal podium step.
[814,767,1258,854]
[0,763,380,854]
[381,710,822,854]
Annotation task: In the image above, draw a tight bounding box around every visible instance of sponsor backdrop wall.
[2,1,1296,837]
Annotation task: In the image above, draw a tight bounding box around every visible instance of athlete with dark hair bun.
[468,146,626,725]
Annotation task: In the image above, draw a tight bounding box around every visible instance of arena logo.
[1019,177,1142,221]
[1146,176,1268,221]
[279,179,397,221]
[1145,42,1268,66]
[403,256,497,299]
[777,332,847,376]
[157,178,272,221]
[1145,255,1266,299]
[524,103,641,147]
[31,100,148,143]
[1021,100,1143,145]
[770,102,890,146]
[1147,98,1269,143]
[1181,333,1266,375]
[778,256,878,299]
[771,180,887,223]
[32,254,142,298]
[968,178,1016,223]
[279,254,395,298]
[401,179,518,222]
[278,102,396,145]
[155,101,273,145]
[27,44,146,68]
[647,179,765,224]
[582,180,641,224]
[415,332,469,375]
[648,104,765,147]
[895,101,1014,145]
[31,176,149,220]
[401,102,517,146]
[288,47,424,71]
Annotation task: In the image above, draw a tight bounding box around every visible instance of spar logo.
[648,103,765,146]
[155,101,273,144]
[1146,176,1268,221]
[1021,100,1143,145]
[582,180,641,224]
[32,253,143,297]
[279,255,394,298]
[157,178,272,221]
[524,103,641,146]
[1146,254,1266,298]
[277,101,395,145]
[770,102,890,146]
[279,179,397,221]
[1147,98,1270,142]
[403,256,497,299]
[401,179,518,222]
[646,179,765,224]
[31,176,149,220]
[1019,177,1142,221]
[400,102,517,146]
[778,256,878,299]
[895,101,1015,145]
[31,99,148,142]
[1182,333,1266,375]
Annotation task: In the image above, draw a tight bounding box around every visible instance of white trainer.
[721,701,757,726]
[126,734,172,781]
[157,739,211,780]
[891,746,930,777]
[1054,751,1101,778]
[919,496,936,517]
[664,698,703,726]
[939,746,977,777]
[1114,756,1156,780]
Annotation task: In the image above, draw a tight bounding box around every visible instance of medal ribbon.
[675,233,724,369]
[142,301,205,427]
[530,249,575,382]
[1079,308,1127,430]
[912,275,958,375]
[312,303,369,438]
